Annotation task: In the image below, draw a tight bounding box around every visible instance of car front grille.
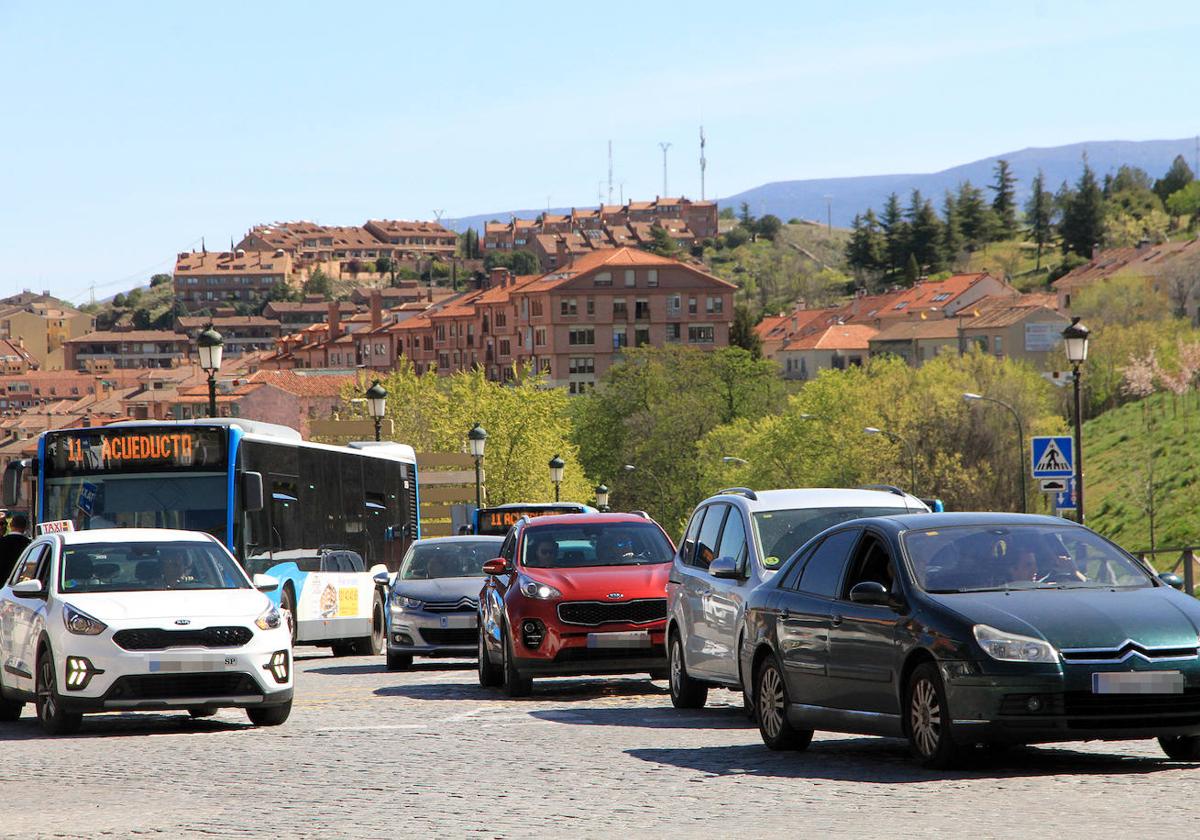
[113,626,254,651]
[107,673,261,700]
[557,599,667,627]
[417,627,477,645]
[422,598,478,613]
[1060,641,1198,663]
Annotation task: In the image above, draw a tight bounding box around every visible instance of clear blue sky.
[2,0,1198,301]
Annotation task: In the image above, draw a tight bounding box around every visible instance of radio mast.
[700,126,707,200]
[659,142,672,196]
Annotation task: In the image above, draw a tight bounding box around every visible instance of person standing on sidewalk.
[0,513,31,583]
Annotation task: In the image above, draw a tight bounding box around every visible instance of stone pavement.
[2,653,1198,838]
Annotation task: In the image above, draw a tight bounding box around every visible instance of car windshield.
[522,522,673,568]
[753,507,908,568]
[902,524,1154,593]
[58,540,251,593]
[399,540,499,580]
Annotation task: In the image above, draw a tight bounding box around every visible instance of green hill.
[1084,391,1200,555]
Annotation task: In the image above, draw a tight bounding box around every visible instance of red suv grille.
[557,599,667,626]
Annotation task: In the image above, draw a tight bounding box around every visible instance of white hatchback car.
[0,528,293,734]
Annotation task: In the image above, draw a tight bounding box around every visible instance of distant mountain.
[443,138,1198,233]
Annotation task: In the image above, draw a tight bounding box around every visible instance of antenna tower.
[700,126,707,200]
[607,140,614,205]
[658,142,672,196]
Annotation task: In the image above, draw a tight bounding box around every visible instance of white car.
[0,528,293,734]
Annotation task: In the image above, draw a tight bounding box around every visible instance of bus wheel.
[350,590,386,655]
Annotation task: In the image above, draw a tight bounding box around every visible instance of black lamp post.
[468,423,487,510]
[196,326,224,418]
[365,380,388,442]
[963,392,1027,513]
[1062,317,1091,524]
[548,455,565,502]
[864,426,917,494]
[595,483,609,512]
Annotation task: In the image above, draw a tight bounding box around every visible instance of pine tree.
[908,195,944,273]
[903,253,920,286]
[1154,154,1196,204]
[940,191,964,268]
[988,159,1018,240]
[956,181,995,250]
[846,211,886,278]
[1059,155,1106,257]
[1024,169,1054,271]
[881,193,908,277]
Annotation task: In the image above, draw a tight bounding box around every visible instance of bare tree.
[1160,250,1200,322]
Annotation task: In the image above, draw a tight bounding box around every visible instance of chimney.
[556,237,567,265]
[370,290,383,331]
[488,266,510,289]
[328,301,341,340]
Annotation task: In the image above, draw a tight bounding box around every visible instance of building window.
[535,328,547,347]
[594,271,612,287]
[499,339,511,356]
[667,295,681,317]
[495,312,507,327]
[586,297,595,316]
[706,296,724,314]
[612,299,628,319]
[613,326,627,349]
[635,299,650,320]
[648,270,658,287]
[688,297,698,315]
[569,357,595,375]
[561,298,577,316]
[625,270,636,287]
[569,328,595,346]
[635,327,650,347]
[665,323,681,342]
[531,300,543,317]
[541,358,552,374]
[993,335,1003,355]
[688,325,714,343]
[436,325,446,341]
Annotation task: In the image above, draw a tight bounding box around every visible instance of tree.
[375,255,392,277]
[722,227,750,249]
[846,211,885,278]
[739,202,754,227]
[1024,170,1054,270]
[955,181,994,250]
[111,293,127,308]
[150,273,172,288]
[729,305,763,358]
[1159,249,1200,318]
[718,207,736,220]
[903,253,920,285]
[880,193,908,276]
[988,159,1018,240]
[303,267,333,299]
[645,225,679,256]
[1059,155,1106,258]
[755,214,783,242]
[940,191,964,268]
[483,250,541,276]
[1155,154,1195,204]
[906,192,943,273]
[1166,181,1200,224]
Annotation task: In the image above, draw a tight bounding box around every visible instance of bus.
[474,502,596,536]
[2,419,420,655]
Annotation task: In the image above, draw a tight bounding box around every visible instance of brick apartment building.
[175,315,283,356]
[173,249,292,311]
[0,297,95,369]
[239,220,457,266]
[64,330,192,370]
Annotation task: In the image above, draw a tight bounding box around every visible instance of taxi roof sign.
[37,520,75,534]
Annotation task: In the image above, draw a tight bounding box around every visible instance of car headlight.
[973,624,1057,663]
[391,595,423,611]
[518,574,562,601]
[63,604,107,636]
[255,604,282,631]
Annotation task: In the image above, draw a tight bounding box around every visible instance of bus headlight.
[255,605,282,631]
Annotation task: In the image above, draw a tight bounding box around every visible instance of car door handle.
[831,614,844,626]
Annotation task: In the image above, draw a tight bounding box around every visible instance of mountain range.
[443,137,1199,233]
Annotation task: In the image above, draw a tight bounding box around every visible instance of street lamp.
[963,392,1027,513]
[467,423,487,510]
[548,454,565,502]
[595,483,609,512]
[1062,316,1091,524]
[196,325,224,418]
[365,380,388,442]
[864,426,918,494]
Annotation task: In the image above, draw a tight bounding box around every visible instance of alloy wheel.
[670,639,683,695]
[37,657,56,722]
[758,664,785,741]
[910,677,941,757]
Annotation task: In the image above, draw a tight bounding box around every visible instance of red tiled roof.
[246,370,357,397]
[1053,239,1200,290]
[784,324,877,351]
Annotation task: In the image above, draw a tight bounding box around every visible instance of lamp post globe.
[468,423,487,509]
[548,454,565,502]
[365,380,388,442]
[196,326,224,418]
[1063,317,1091,523]
[595,483,609,512]
[1062,317,1090,364]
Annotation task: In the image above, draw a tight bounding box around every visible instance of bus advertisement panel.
[16,420,420,655]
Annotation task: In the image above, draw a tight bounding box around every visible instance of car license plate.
[149,656,239,673]
[438,614,477,629]
[587,631,651,649]
[1092,671,1184,694]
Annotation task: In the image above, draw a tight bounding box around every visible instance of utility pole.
[607,140,614,205]
[699,126,707,201]
[824,195,833,232]
[659,142,672,196]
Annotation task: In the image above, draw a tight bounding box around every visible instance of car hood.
[61,589,270,623]
[929,587,1200,650]
[392,577,485,603]
[521,564,670,600]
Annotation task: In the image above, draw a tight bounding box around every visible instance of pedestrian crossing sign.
[1031,436,1074,479]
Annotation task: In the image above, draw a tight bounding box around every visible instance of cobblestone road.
[2,652,1198,838]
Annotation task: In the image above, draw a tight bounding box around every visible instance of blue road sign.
[1031,435,1074,479]
[1054,477,1077,511]
[77,482,97,515]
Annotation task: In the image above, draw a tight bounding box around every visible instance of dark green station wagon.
[740,513,1200,767]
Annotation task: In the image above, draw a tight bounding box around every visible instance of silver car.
[386,536,503,670]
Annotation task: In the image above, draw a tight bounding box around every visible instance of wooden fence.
[416,451,479,537]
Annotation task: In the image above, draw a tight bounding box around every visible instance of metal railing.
[1132,547,1199,593]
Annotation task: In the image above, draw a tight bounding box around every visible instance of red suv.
[477,513,675,696]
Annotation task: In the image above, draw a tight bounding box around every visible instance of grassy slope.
[1083,391,1200,553]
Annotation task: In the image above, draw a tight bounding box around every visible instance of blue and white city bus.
[3,419,419,655]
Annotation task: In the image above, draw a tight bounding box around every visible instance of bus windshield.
[43,473,228,539]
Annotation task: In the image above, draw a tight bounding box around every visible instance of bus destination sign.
[45,428,227,473]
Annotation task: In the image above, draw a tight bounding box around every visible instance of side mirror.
[2,459,27,509]
[242,471,264,513]
[482,558,509,576]
[252,573,279,593]
[1159,572,1185,591]
[11,579,45,597]
[849,580,891,606]
[709,555,740,579]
